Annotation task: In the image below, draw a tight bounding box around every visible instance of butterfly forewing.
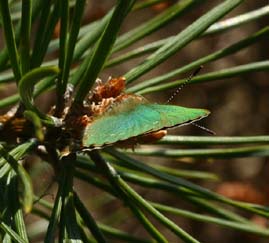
[149,104,210,128]
[83,104,159,146]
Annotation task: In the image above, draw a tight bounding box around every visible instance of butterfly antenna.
[191,122,216,135]
[166,66,203,104]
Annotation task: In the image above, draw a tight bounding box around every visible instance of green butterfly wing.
[149,104,210,128]
[82,104,210,147]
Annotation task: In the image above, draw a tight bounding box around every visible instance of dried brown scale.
[90,97,117,116]
[90,93,145,117]
[88,76,126,103]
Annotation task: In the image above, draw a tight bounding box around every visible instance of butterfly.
[78,76,210,149]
